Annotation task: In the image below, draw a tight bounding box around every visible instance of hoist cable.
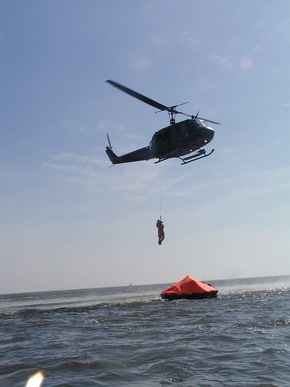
[159,163,162,220]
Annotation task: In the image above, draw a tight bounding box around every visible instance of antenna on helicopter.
[191,111,199,120]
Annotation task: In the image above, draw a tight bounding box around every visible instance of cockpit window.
[198,119,206,126]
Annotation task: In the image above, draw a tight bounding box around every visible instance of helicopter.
[105,80,220,165]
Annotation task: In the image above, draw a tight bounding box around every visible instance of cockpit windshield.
[197,119,212,129]
[197,119,206,126]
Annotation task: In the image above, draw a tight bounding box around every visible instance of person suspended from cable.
[156,218,165,245]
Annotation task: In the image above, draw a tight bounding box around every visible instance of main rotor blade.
[106,80,221,125]
[106,80,169,111]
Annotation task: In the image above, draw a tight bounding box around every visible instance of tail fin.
[106,133,120,164]
[106,146,119,164]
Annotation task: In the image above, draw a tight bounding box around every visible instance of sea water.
[1,276,290,386]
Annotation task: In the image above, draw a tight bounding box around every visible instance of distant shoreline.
[1,274,290,297]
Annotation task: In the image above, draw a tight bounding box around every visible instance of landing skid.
[179,149,214,165]
[154,149,214,164]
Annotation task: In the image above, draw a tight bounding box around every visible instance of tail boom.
[106,146,151,164]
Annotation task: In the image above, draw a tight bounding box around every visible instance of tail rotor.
[106,133,112,149]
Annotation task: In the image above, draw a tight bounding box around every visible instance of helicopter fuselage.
[106,118,215,165]
[150,119,214,159]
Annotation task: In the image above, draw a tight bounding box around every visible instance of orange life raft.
[161,275,218,300]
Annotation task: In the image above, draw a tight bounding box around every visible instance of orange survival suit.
[156,219,165,245]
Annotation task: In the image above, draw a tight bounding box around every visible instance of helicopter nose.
[204,128,214,143]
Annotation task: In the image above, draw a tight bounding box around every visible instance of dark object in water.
[161,275,218,300]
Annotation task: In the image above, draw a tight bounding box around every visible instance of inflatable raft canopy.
[161,275,218,300]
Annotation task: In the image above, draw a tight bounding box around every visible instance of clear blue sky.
[1,0,290,294]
